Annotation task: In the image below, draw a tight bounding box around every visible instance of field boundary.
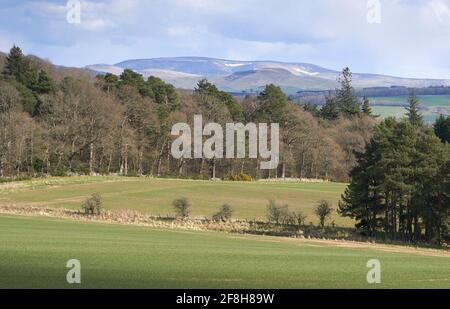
[1,204,448,258]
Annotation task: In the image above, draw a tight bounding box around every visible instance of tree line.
[339,92,450,244]
[0,45,376,181]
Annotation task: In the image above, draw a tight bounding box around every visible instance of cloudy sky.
[1,0,450,78]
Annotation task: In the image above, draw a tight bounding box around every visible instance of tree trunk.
[157,156,162,177]
[137,147,143,176]
[178,158,184,177]
[124,143,128,176]
[89,142,94,175]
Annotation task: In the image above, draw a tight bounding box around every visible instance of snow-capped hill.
[87,64,125,75]
[86,57,450,94]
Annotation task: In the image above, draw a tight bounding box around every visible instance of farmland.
[0,215,449,289]
[0,176,349,226]
[370,94,450,123]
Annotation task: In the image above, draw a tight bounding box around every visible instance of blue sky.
[1,0,450,78]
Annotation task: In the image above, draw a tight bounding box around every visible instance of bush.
[291,210,308,226]
[172,197,190,219]
[74,162,90,175]
[82,193,102,215]
[281,212,297,225]
[266,202,308,226]
[51,166,67,177]
[0,176,32,184]
[229,172,252,182]
[32,158,45,173]
[266,200,289,224]
[315,200,334,228]
[212,204,233,222]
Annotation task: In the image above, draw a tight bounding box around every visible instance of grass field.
[0,176,349,226]
[370,94,450,123]
[0,215,448,288]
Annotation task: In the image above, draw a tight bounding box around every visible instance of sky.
[1,0,450,79]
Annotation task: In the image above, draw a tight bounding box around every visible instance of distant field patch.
[369,95,450,123]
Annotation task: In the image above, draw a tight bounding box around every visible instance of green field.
[0,215,448,288]
[0,176,349,225]
[370,95,450,123]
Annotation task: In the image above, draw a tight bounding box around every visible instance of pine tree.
[405,89,423,126]
[320,95,340,120]
[361,96,373,116]
[434,114,450,144]
[3,45,24,77]
[35,70,54,94]
[338,149,381,237]
[336,67,360,117]
[194,79,243,121]
[256,84,287,123]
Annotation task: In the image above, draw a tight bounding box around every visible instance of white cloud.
[2,0,450,78]
[429,0,450,23]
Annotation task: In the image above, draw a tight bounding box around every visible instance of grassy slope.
[0,177,349,225]
[0,215,448,289]
[370,95,450,123]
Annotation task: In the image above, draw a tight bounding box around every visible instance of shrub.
[315,200,334,228]
[74,162,90,175]
[230,172,252,182]
[291,210,308,226]
[212,204,233,222]
[266,200,289,224]
[32,158,45,173]
[172,197,190,219]
[82,193,102,215]
[0,176,32,184]
[51,166,67,177]
[281,212,297,225]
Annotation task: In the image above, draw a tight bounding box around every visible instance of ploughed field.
[0,176,349,226]
[0,215,449,288]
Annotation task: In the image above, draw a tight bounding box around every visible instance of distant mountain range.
[86,57,450,94]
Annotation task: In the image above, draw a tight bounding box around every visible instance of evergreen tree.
[147,76,179,111]
[195,78,220,96]
[195,79,243,121]
[320,95,340,120]
[2,45,55,114]
[340,117,448,243]
[339,138,383,236]
[96,73,119,93]
[3,45,24,77]
[405,89,423,126]
[361,96,373,116]
[434,114,450,144]
[35,70,54,94]
[336,67,360,117]
[256,84,287,123]
[302,102,320,117]
[119,69,147,95]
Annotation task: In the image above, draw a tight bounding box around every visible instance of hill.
[87,57,450,94]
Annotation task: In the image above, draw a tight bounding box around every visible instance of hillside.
[87,57,450,94]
